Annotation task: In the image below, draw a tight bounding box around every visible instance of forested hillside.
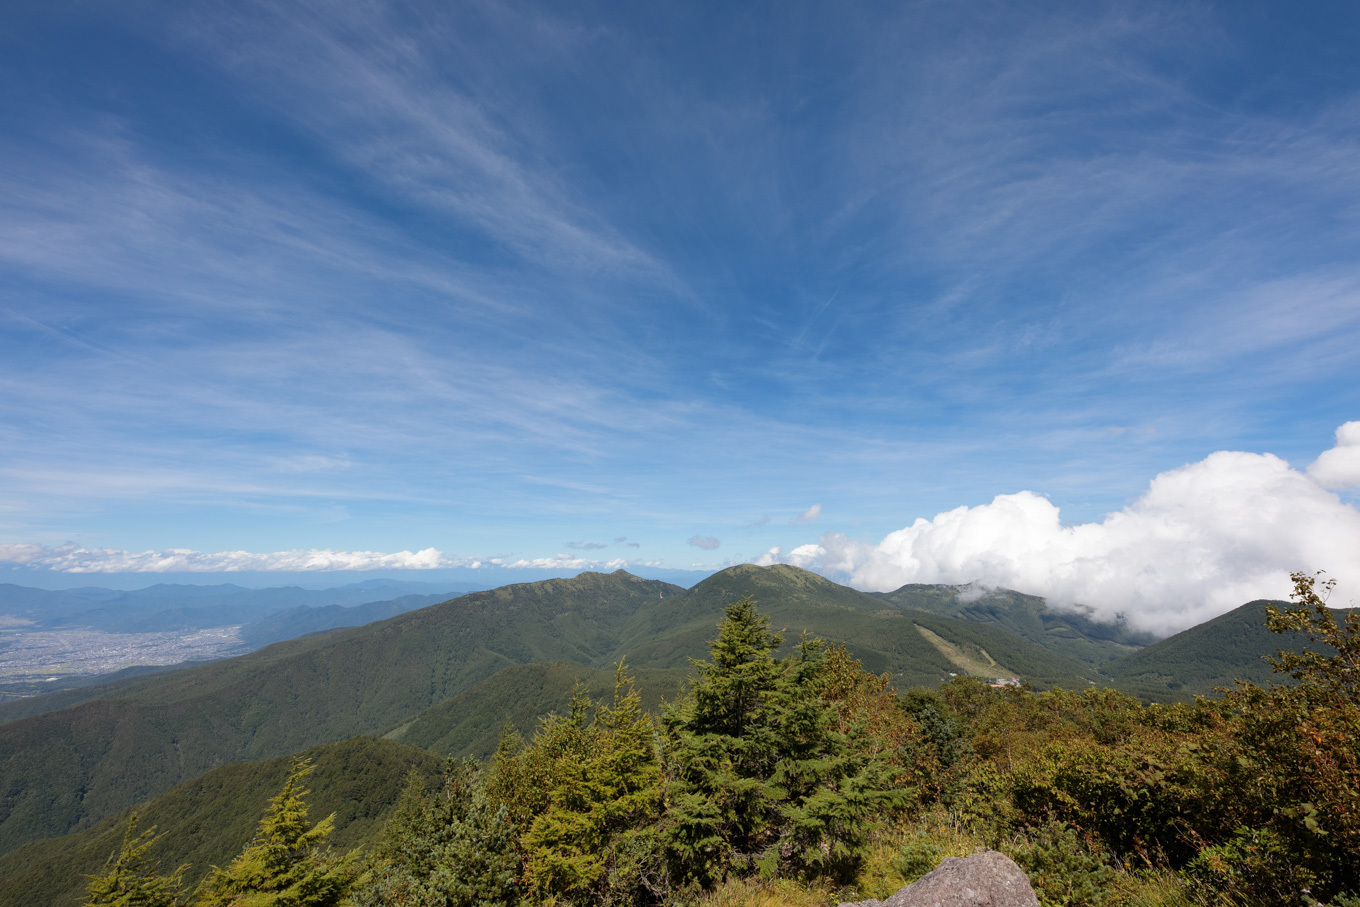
[1102,599,1330,699]
[34,575,1360,907]
[0,566,1103,855]
[0,736,443,907]
[0,564,1345,893]
[873,583,1156,668]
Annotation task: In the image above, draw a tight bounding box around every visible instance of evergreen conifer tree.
[193,757,358,907]
[764,634,898,881]
[663,599,899,887]
[521,662,664,907]
[484,684,595,831]
[84,814,185,907]
[663,596,784,887]
[353,760,518,907]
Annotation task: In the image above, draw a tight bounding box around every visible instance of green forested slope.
[875,583,1154,668]
[669,566,1100,687]
[0,664,182,724]
[386,661,691,759]
[0,735,443,907]
[0,571,682,854]
[1099,599,1350,700]
[0,566,1140,857]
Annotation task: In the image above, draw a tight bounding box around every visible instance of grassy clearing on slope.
[914,624,1011,678]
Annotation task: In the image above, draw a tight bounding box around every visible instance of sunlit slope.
[0,736,442,907]
[642,565,1100,688]
[0,565,1104,856]
[0,571,683,855]
[387,661,691,759]
[874,583,1155,668]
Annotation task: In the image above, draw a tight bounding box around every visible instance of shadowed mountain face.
[1100,599,1350,700]
[0,564,1311,858]
[0,736,444,907]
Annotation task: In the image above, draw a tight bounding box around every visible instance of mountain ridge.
[0,564,1323,858]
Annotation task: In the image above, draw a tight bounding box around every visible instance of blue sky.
[2,1,1359,629]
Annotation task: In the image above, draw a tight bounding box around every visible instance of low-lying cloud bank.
[0,543,654,574]
[760,423,1360,636]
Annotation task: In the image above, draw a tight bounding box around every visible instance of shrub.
[1007,820,1117,907]
[890,833,942,884]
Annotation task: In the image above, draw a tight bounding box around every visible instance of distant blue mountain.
[0,580,483,633]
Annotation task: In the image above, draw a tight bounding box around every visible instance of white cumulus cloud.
[792,504,822,524]
[1308,421,1360,490]
[772,428,1360,635]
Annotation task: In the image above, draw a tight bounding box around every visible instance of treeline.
[87,576,1359,907]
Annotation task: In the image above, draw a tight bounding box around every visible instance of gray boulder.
[841,850,1039,907]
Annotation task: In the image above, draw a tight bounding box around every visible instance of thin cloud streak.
[1,1,1357,573]
[0,542,656,574]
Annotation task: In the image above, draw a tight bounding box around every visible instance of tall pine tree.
[520,662,664,907]
[764,634,899,881]
[663,597,783,887]
[663,598,899,888]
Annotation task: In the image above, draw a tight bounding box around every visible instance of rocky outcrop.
[841,850,1039,907]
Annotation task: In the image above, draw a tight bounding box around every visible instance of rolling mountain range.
[0,579,480,634]
[0,564,1332,894]
[0,580,480,706]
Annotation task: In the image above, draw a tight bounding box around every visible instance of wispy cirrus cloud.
[0,542,656,574]
[2,1,1358,576]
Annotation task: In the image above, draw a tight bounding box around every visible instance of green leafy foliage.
[1206,572,1360,904]
[1008,820,1117,907]
[889,833,941,884]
